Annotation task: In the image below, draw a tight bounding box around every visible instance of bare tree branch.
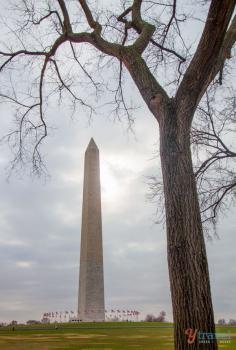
[176,0,235,119]
[78,0,101,30]
[192,87,236,227]
[57,0,72,33]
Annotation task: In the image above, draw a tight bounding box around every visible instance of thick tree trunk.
[159,106,217,350]
[124,49,218,349]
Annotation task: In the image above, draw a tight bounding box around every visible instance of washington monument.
[78,138,105,322]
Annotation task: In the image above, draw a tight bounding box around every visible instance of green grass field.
[0,322,235,350]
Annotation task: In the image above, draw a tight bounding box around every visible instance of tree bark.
[159,102,217,349]
[124,52,218,349]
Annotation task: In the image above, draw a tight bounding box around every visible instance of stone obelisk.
[78,138,105,322]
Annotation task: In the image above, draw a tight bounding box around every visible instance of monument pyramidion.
[78,138,105,322]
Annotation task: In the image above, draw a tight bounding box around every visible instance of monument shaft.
[78,139,105,322]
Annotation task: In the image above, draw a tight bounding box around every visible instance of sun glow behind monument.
[99,149,146,212]
[100,161,120,203]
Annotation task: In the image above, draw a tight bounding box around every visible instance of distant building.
[41,318,50,324]
[26,320,41,325]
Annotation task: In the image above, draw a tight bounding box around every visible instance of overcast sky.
[0,98,235,323]
[0,0,235,324]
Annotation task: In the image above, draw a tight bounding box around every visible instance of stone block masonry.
[78,138,105,322]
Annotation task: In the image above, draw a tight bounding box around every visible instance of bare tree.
[0,1,236,349]
[192,87,236,231]
[145,313,155,322]
[145,310,166,322]
[228,318,236,325]
[217,319,226,325]
[155,310,166,322]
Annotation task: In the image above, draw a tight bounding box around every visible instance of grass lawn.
[0,322,235,350]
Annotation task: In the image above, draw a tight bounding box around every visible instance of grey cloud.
[0,79,235,324]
